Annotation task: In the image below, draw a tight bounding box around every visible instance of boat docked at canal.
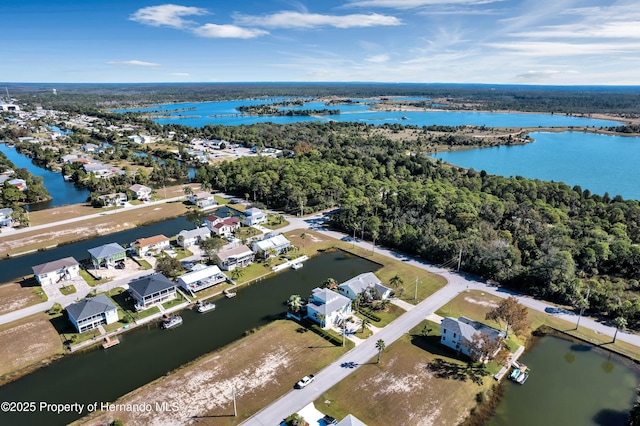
[223,289,237,298]
[291,262,303,270]
[162,315,183,329]
[196,301,216,313]
[509,363,529,384]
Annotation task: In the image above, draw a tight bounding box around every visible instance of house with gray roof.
[177,265,228,295]
[440,316,505,359]
[128,184,152,201]
[176,227,210,248]
[243,207,267,226]
[337,272,391,301]
[66,294,118,333]
[0,207,13,227]
[216,245,254,271]
[252,234,291,258]
[337,414,368,426]
[128,273,177,310]
[306,287,352,329]
[32,256,80,286]
[88,243,126,269]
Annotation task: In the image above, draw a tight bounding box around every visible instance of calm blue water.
[431,132,640,200]
[116,100,622,128]
[0,144,90,210]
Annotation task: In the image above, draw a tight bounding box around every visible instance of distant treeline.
[9,82,640,115]
[190,123,640,330]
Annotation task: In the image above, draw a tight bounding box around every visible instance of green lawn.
[32,286,48,303]
[162,293,187,310]
[263,214,290,230]
[79,269,112,287]
[59,285,76,295]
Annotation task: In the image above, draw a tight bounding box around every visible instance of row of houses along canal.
[0,216,379,425]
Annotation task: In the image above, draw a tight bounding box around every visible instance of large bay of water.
[431,131,640,200]
[116,100,621,128]
[490,336,639,426]
[0,143,89,210]
[0,249,378,426]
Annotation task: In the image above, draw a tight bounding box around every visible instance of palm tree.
[231,268,244,282]
[376,339,386,364]
[315,313,326,328]
[389,274,403,289]
[183,186,193,197]
[612,316,627,343]
[287,294,303,315]
[360,317,371,333]
[300,232,307,255]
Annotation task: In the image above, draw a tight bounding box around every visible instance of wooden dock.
[102,335,120,349]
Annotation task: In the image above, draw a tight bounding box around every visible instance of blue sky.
[3,0,639,84]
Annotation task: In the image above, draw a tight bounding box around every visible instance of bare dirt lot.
[0,282,41,315]
[79,320,346,426]
[0,201,190,257]
[0,314,63,385]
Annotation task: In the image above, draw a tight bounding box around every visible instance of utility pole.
[232,386,237,416]
[456,249,462,271]
[414,277,418,300]
[576,288,590,330]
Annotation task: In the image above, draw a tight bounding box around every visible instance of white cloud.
[516,70,578,80]
[488,41,640,56]
[345,0,503,9]
[169,72,190,76]
[366,54,390,63]
[193,24,268,38]
[107,60,161,67]
[233,11,402,29]
[130,4,207,29]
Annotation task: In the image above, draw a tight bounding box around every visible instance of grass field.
[436,289,640,361]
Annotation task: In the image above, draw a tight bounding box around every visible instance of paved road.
[1,195,186,237]
[242,210,640,425]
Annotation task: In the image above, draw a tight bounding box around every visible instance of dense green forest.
[8,82,640,115]
[191,124,640,330]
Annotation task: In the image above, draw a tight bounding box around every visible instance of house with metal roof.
[32,256,80,286]
[188,192,217,209]
[337,272,391,301]
[176,227,211,247]
[177,265,228,295]
[88,243,127,269]
[216,245,254,271]
[252,234,291,258]
[128,273,177,310]
[306,287,352,329]
[0,207,13,227]
[440,316,505,359]
[66,294,118,333]
[243,207,267,226]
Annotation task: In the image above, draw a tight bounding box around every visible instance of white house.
[131,234,171,256]
[97,192,127,207]
[128,184,152,201]
[216,245,254,271]
[32,257,80,286]
[252,235,291,258]
[0,207,13,227]
[337,272,392,301]
[205,215,240,237]
[7,178,27,191]
[440,316,505,359]
[306,287,352,329]
[177,265,228,295]
[66,294,118,333]
[243,207,267,226]
[176,227,210,248]
[188,192,217,209]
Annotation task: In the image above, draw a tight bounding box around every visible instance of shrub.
[360,309,382,322]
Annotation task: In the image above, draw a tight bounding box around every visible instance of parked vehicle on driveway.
[295,374,314,389]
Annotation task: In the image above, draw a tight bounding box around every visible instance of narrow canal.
[0,143,90,210]
[0,249,379,426]
[489,335,639,426]
[0,215,199,283]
